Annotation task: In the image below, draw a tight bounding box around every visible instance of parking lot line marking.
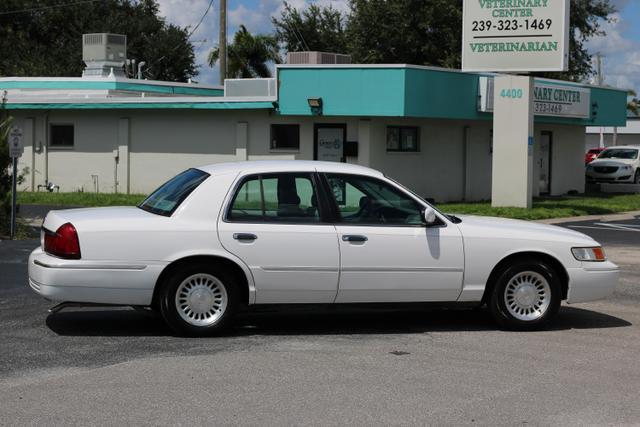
[567,225,632,232]
[593,223,640,233]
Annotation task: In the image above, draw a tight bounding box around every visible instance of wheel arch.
[152,254,253,309]
[481,251,569,305]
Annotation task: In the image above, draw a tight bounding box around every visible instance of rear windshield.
[599,149,639,160]
[138,168,209,216]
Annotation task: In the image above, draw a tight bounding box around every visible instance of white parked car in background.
[586,145,640,184]
[29,161,619,335]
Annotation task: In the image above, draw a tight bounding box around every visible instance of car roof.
[196,160,385,178]
[602,145,640,150]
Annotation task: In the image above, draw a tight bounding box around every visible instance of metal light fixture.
[308,97,323,115]
[307,98,322,108]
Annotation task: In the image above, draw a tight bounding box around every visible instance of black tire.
[159,262,240,336]
[634,169,640,184]
[489,259,561,331]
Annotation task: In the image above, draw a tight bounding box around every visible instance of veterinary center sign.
[462,0,570,72]
[479,77,591,119]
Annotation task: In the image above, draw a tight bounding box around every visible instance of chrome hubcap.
[175,273,228,327]
[504,271,551,321]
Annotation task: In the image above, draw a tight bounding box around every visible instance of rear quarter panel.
[43,171,239,263]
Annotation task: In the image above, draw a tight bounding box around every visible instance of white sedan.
[29,161,619,335]
[586,145,640,184]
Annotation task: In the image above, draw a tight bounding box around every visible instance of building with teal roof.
[1,62,627,201]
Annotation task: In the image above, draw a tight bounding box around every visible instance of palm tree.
[209,25,281,79]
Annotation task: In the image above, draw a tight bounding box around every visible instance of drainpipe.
[462,125,470,201]
[113,148,119,193]
[44,111,50,188]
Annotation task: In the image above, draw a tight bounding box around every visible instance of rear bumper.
[28,248,164,306]
[566,261,619,304]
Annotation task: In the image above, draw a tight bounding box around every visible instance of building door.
[539,132,552,194]
[314,124,346,162]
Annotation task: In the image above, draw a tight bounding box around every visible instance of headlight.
[572,247,606,262]
[621,165,632,171]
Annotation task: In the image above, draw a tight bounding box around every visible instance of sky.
[156,0,348,85]
[156,0,640,94]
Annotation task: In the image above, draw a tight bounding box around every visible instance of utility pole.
[219,0,227,86]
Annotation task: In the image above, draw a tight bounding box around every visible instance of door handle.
[233,233,257,241]
[342,235,368,243]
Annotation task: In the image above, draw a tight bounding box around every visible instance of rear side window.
[227,173,320,223]
[139,168,209,216]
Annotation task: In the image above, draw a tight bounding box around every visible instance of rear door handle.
[342,235,368,243]
[233,233,257,241]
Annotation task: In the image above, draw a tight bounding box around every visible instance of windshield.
[598,149,639,160]
[138,168,210,216]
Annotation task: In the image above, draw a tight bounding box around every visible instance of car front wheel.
[159,263,239,336]
[489,260,561,331]
[634,169,640,184]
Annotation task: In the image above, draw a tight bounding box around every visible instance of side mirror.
[423,207,437,226]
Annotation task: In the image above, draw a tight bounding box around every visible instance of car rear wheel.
[159,263,239,336]
[489,259,561,331]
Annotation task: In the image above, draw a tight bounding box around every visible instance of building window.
[386,126,419,152]
[271,124,300,150]
[50,124,74,148]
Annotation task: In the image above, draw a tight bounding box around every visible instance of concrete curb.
[535,210,640,225]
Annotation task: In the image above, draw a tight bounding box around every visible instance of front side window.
[139,168,209,216]
[228,173,320,223]
[270,124,300,150]
[325,174,424,226]
[387,126,419,152]
[599,149,639,160]
[50,124,74,147]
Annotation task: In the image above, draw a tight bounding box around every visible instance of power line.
[143,0,215,77]
[0,0,103,16]
[187,0,215,39]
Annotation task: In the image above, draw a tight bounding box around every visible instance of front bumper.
[28,247,164,306]
[566,261,619,304]
[586,168,635,183]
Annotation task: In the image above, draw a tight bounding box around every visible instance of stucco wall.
[366,118,467,202]
[544,124,586,195]
[9,109,586,201]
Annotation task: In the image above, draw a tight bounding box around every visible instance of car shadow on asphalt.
[45,306,632,337]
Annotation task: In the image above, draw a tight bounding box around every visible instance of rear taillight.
[44,223,81,259]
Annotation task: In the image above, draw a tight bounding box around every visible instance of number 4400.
[500,89,523,99]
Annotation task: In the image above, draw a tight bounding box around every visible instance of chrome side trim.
[33,259,147,271]
[260,266,338,272]
[341,266,464,273]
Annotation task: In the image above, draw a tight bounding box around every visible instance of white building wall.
[545,124,586,196]
[9,109,586,201]
[366,118,467,202]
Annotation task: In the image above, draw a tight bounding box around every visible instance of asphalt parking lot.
[0,216,639,425]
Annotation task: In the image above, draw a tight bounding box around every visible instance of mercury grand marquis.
[28,161,619,335]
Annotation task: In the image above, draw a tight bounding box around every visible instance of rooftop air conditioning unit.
[286,51,352,65]
[82,33,127,77]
